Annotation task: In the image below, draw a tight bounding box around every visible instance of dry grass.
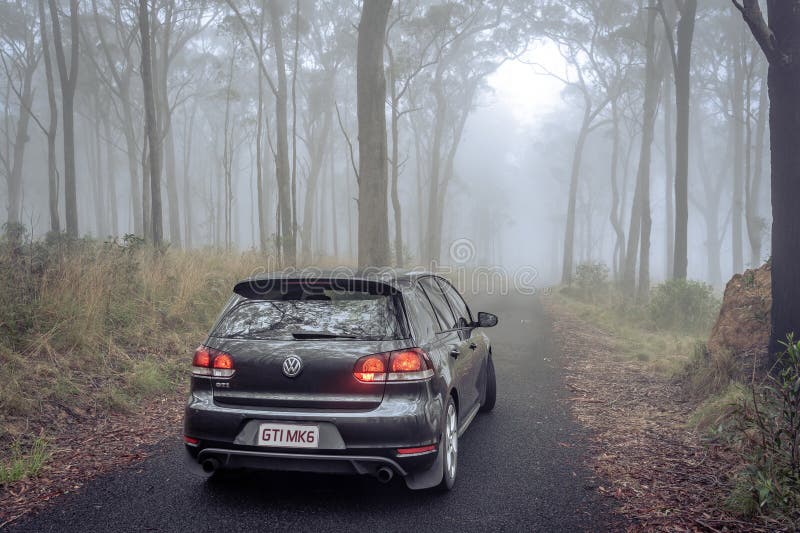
[551,290,700,376]
[0,238,267,479]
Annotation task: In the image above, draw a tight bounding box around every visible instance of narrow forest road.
[6,295,621,532]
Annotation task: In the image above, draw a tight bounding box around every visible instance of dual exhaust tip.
[201,457,394,484]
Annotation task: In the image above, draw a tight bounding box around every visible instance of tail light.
[353,348,433,383]
[192,346,235,378]
[353,354,388,382]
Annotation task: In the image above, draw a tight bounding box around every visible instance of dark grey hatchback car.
[183,271,498,490]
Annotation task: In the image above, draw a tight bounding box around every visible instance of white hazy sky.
[486,42,568,127]
[458,42,569,279]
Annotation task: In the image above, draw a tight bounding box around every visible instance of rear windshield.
[211,290,406,341]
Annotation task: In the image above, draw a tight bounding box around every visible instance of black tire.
[480,356,496,413]
[438,396,458,491]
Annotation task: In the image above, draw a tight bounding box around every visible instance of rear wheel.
[439,397,458,490]
[480,356,496,412]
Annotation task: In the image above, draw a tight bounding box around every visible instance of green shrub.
[574,262,609,303]
[733,335,800,523]
[648,279,719,334]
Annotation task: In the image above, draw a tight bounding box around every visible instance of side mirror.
[476,311,498,328]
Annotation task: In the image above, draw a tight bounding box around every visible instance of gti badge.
[282,355,303,378]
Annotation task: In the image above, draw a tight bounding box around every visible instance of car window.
[418,277,457,331]
[436,278,472,328]
[211,290,405,340]
[403,290,437,341]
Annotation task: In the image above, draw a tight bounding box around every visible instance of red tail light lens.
[192,347,211,369]
[388,348,433,381]
[213,354,233,369]
[390,350,424,372]
[353,354,388,382]
[192,346,235,378]
[353,348,433,383]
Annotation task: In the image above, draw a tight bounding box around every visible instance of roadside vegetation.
[555,261,800,528]
[557,262,716,376]
[0,225,265,485]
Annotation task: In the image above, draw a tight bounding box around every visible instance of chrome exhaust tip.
[376,466,394,484]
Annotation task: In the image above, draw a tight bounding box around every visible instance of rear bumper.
[183,380,445,477]
[185,381,444,448]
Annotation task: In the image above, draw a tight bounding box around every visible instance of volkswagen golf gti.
[183,271,498,490]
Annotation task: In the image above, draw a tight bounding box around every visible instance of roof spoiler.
[233,277,400,300]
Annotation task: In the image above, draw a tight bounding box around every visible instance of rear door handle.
[449,346,460,359]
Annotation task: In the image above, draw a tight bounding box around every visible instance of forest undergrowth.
[554,262,800,529]
[0,225,267,487]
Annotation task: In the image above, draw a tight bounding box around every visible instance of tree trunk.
[255,32,267,254]
[222,48,236,252]
[705,200,723,286]
[49,0,80,237]
[122,100,143,235]
[155,3,181,248]
[356,0,392,268]
[290,0,300,263]
[39,0,60,233]
[6,57,34,226]
[746,66,768,266]
[142,136,151,239]
[624,1,661,301]
[102,114,118,237]
[139,0,162,245]
[425,72,447,264]
[91,96,107,236]
[165,127,181,247]
[672,0,696,280]
[740,1,800,357]
[300,109,332,264]
[609,101,625,281]
[663,58,675,279]
[731,38,746,275]
[269,3,295,265]
[183,107,195,248]
[413,119,425,261]
[562,105,592,285]
[330,132,339,259]
[390,95,403,266]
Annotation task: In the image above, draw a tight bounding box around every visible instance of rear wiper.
[290,331,357,340]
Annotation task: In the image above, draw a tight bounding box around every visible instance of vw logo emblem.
[282,355,303,378]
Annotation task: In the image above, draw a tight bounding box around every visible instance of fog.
[1,0,770,290]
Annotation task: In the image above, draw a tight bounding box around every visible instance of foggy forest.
[0,0,778,281]
[2,0,800,530]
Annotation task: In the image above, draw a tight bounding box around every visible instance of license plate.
[257,423,319,448]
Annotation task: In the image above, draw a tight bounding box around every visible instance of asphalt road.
[8,295,619,532]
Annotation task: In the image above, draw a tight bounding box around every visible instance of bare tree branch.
[334,101,358,184]
[731,0,786,66]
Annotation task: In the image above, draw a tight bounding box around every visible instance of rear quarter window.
[418,277,457,331]
[404,291,438,342]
